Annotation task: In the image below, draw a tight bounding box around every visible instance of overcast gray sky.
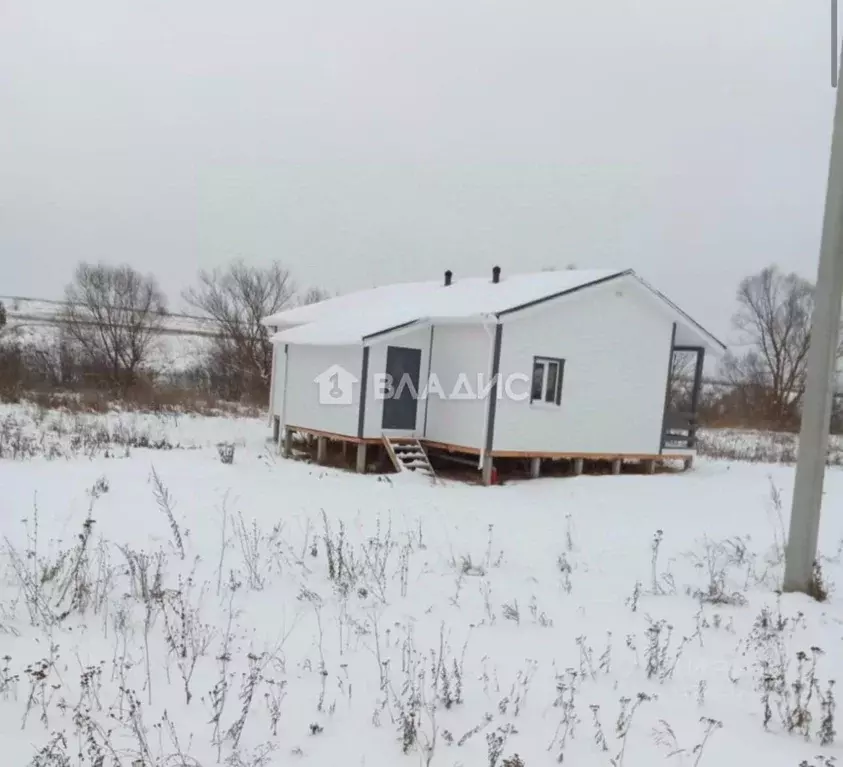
[0,0,836,342]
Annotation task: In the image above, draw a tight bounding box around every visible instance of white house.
[262,267,725,484]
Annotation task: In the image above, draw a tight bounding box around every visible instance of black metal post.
[689,348,705,447]
[659,324,677,451]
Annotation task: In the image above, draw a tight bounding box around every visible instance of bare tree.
[61,263,166,389]
[668,351,696,412]
[0,301,6,334]
[300,287,332,306]
[721,265,837,428]
[183,260,296,400]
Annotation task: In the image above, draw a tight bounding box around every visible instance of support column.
[572,458,584,476]
[683,455,694,471]
[689,348,705,449]
[643,459,656,475]
[356,443,368,474]
[659,324,678,454]
[282,428,293,458]
[481,455,495,486]
[690,349,705,414]
[529,457,541,479]
[317,436,328,464]
[611,459,622,476]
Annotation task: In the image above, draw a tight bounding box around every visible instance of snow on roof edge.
[630,275,726,355]
[266,269,724,351]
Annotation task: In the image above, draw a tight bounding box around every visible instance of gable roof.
[263,269,725,354]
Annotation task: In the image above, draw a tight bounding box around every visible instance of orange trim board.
[422,440,482,455]
[285,425,380,445]
[423,440,691,461]
[489,451,680,460]
[286,428,693,463]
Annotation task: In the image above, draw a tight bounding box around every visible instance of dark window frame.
[530,356,564,405]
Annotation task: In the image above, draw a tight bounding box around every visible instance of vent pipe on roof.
[444,270,452,286]
[492,265,501,284]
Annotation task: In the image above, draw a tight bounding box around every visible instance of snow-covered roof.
[262,270,725,353]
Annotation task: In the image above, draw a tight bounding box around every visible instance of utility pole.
[783,30,843,594]
[834,0,839,87]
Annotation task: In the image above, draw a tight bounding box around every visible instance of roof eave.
[362,319,423,346]
[495,270,632,318]
[631,275,726,356]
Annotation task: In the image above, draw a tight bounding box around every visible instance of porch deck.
[278,423,694,483]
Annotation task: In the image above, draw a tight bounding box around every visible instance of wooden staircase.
[382,435,436,480]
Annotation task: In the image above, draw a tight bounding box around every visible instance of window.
[531,356,564,405]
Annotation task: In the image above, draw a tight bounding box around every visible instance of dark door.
[381,346,422,430]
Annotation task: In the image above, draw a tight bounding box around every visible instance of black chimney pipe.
[444,270,453,286]
[492,265,501,283]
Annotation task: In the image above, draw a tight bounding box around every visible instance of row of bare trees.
[183,263,328,400]
[0,260,328,402]
[0,260,837,428]
[649,264,837,432]
[61,263,168,390]
[717,266,839,430]
[665,265,843,432]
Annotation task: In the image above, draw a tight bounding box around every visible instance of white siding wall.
[362,326,432,438]
[271,344,288,421]
[277,276,675,453]
[424,323,494,449]
[283,344,363,437]
[492,278,673,454]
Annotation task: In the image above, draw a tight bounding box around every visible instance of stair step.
[381,435,436,482]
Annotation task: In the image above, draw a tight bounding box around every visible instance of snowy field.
[2,406,843,766]
[2,296,214,376]
[697,427,843,466]
[0,402,266,459]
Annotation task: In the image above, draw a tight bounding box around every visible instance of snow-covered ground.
[1,406,842,767]
[697,427,843,465]
[0,402,267,459]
